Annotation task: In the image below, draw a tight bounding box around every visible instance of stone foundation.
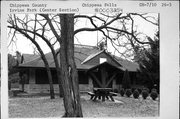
[21,84,92,93]
[21,84,59,93]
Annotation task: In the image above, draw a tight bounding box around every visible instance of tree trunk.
[54,56,63,97]
[42,37,63,97]
[31,41,55,99]
[59,14,83,117]
[31,39,55,99]
[44,60,55,99]
[38,14,63,97]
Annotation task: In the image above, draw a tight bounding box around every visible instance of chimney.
[16,51,23,65]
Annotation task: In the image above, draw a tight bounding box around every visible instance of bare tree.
[8,13,158,117]
[8,14,55,99]
[59,14,83,117]
[8,14,83,117]
[74,13,158,60]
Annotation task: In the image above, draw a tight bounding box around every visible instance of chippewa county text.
[9,3,118,13]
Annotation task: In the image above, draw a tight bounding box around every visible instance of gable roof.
[81,50,104,64]
[87,61,125,72]
[22,54,39,63]
[81,50,122,68]
[19,44,100,69]
[114,56,139,72]
[18,44,139,71]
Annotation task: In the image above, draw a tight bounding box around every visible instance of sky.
[7,13,158,59]
[74,13,158,57]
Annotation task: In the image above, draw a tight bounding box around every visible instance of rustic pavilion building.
[17,44,139,93]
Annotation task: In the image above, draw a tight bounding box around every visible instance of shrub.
[151,88,157,93]
[133,90,139,99]
[125,89,132,97]
[137,88,142,94]
[142,90,149,99]
[119,88,125,96]
[143,88,150,93]
[131,88,136,93]
[150,91,158,100]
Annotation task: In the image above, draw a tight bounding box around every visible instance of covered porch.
[87,62,125,89]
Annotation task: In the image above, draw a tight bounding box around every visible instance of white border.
[1,1,179,119]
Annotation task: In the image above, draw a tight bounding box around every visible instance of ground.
[9,93,159,118]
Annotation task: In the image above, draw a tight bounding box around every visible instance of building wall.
[22,84,60,93]
[29,69,35,84]
[113,84,122,90]
[22,84,93,93]
[22,67,123,93]
[23,68,138,93]
[21,72,94,93]
[21,76,140,93]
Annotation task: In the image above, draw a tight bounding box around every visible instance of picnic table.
[88,88,117,102]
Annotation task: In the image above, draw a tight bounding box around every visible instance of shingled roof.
[114,56,139,72]
[18,44,139,72]
[22,54,39,63]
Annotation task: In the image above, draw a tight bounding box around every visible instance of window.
[35,69,59,84]
[78,71,88,84]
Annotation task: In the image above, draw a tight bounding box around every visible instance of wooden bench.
[87,92,95,100]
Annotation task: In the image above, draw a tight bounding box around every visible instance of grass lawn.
[9,93,159,118]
